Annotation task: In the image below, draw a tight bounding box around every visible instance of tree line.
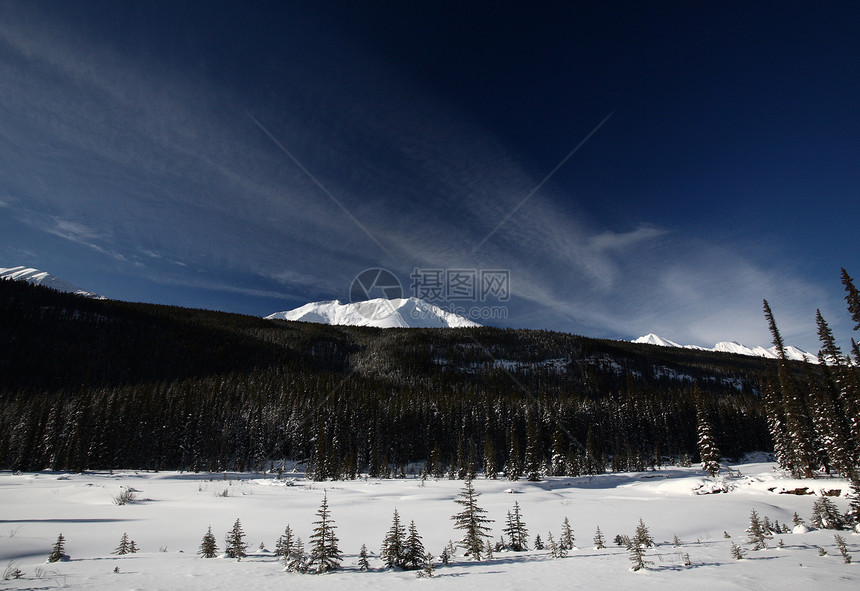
[0,276,849,478]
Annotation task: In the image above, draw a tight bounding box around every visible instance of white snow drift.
[0,461,857,590]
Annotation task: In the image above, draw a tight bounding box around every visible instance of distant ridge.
[0,265,104,299]
[632,333,818,363]
[266,297,481,328]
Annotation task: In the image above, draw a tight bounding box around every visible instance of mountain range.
[266,297,481,328]
[0,264,822,359]
[632,333,818,363]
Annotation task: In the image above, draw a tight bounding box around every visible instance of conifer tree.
[533,533,544,550]
[746,509,770,550]
[113,532,131,555]
[199,526,218,558]
[275,525,295,558]
[593,526,605,549]
[634,518,653,548]
[129,539,138,554]
[696,399,720,477]
[285,537,306,572]
[439,544,450,565]
[625,535,650,571]
[763,300,815,478]
[584,425,602,475]
[811,497,844,530]
[846,472,860,527]
[381,508,406,568]
[506,430,523,481]
[523,416,543,481]
[358,544,370,571]
[730,541,746,560]
[307,493,341,573]
[403,520,426,570]
[48,533,67,563]
[560,517,575,550]
[483,435,498,479]
[550,426,567,477]
[673,534,681,547]
[842,269,860,331]
[225,519,247,559]
[451,476,493,560]
[547,531,559,558]
[835,534,852,563]
[418,553,435,578]
[502,501,529,551]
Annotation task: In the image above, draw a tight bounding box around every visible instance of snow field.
[0,462,857,590]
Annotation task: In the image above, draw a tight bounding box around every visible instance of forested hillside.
[0,278,818,476]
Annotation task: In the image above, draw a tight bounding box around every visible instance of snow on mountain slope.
[633,333,818,363]
[0,266,104,299]
[266,297,481,328]
[632,333,684,348]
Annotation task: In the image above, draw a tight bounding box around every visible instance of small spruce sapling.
[730,542,746,560]
[634,518,654,548]
[673,534,682,548]
[225,519,247,559]
[547,532,559,558]
[626,536,650,571]
[746,509,770,550]
[358,544,370,571]
[560,517,575,550]
[835,534,852,564]
[48,533,67,563]
[114,532,131,555]
[199,526,218,558]
[417,552,435,578]
[275,525,295,558]
[792,512,805,527]
[439,545,450,565]
[593,526,605,549]
[533,534,544,550]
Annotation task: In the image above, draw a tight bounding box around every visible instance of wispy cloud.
[0,3,840,352]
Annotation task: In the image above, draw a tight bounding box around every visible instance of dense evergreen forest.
[1,276,856,479]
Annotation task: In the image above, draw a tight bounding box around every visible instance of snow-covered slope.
[266,297,481,328]
[632,333,684,348]
[633,333,818,363]
[0,266,104,299]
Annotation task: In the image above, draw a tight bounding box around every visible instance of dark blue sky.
[1,1,858,350]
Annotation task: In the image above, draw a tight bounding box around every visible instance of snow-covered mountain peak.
[633,333,818,363]
[266,297,481,328]
[632,333,683,348]
[0,266,104,299]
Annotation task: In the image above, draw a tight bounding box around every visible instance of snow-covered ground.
[1,461,857,589]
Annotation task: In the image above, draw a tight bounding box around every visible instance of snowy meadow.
[0,459,857,590]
